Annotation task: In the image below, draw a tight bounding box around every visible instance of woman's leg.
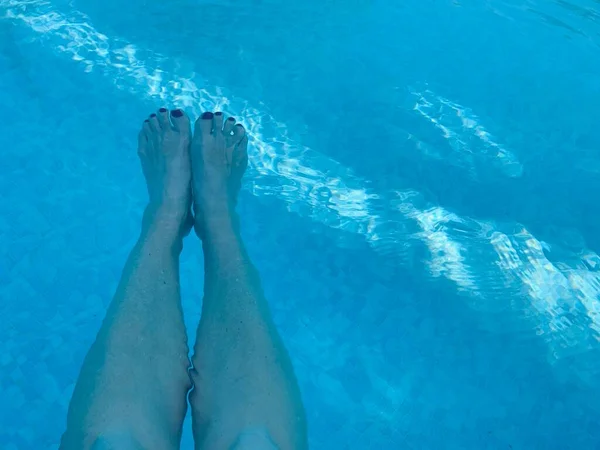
[60,109,194,450]
[188,112,307,450]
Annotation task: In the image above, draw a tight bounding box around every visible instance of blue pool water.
[2,0,600,448]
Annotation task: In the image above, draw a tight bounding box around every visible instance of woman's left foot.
[138,108,193,234]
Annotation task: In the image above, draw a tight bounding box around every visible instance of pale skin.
[59,109,307,450]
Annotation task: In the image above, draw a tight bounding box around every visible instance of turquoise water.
[2,0,600,448]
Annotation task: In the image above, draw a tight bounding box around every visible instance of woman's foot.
[190,111,248,236]
[137,108,193,236]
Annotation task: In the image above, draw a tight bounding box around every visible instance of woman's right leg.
[188,112,307,450]
[60,109,193,450]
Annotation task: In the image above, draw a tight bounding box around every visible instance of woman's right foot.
[190,111,248,236]
[138,107,193,237]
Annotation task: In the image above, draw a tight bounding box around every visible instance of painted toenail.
[150,113,156,118]
[171,109,183,118]
[227,117,235,121]
[144,119,150,123]
[201,112,214,119]
[215,112,223,116]
[159,108,167,112]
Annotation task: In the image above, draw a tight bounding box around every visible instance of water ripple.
[2,0,600,384]
[412,89,524,179]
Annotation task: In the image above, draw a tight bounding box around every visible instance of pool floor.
[2,0,600,448]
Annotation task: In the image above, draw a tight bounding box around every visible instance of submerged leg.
[60,109,195,450]
[189,112,307,450]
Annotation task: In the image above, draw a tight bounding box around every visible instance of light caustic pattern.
[2,0,600,388]
[412,89,524,180]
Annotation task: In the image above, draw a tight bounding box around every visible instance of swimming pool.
[2,0,600,447]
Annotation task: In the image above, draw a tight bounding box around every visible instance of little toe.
[170,109,191,137]
[232,123,246,144]
[230,134,248,200]
[233,134,249,173]
[138,120,152,156]
[137,129,148,154]
[157,107,171,129]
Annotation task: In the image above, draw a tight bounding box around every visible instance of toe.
[138,128,148,153]
[214,112,224,132]
[195,111,214,138]
[233,134,249,172]
[138,120,151,155]
[223,116,236,135]
[232,123,246,144]
[226,122,245,149]
[143,119,153,136]
[170,109,191,137]
[230,134,248,197]
[148,113,160,131]
[157,107,171,129]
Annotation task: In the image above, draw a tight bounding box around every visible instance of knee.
[230,428,280,450]
[91,432,144,450]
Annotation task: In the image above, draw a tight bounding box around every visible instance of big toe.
[194,111,215,139]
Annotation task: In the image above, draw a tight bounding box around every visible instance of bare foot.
[190,111,248,236]
[137,108,193,236]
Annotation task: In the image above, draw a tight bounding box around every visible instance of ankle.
[142,204,191,239]
[193,204,239,240]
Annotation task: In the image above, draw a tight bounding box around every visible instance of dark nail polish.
[201,111,214,119]
[144,119,149,123]
[215,111,223,116]
[227,117,235,121]
[150,113,156,118]
[171,109,183,118]
[159,107,167,112]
